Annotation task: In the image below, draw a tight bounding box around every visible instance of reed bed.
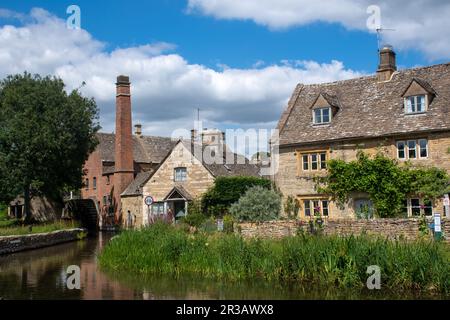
[99,223,450,294]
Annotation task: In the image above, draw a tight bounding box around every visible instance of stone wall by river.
[0,228,87,255]
[238,218,450,242]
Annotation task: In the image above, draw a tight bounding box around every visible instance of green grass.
[99,223,450,294]
[0,220,81,237]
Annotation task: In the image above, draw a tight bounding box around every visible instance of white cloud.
[0,8,362,147]
[188,0,450,60]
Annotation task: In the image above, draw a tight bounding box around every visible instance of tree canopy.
[316,151,450,218]
[0,73,100,221]
[202,176,272,217]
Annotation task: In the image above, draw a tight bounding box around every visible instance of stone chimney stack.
[191,129,198,142]
[134,124,142,137]
[114,75,134,217]
[377,45,397,82]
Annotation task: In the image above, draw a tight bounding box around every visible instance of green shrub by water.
[99,223,450,294]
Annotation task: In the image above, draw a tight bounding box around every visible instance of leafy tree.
[0,73,99,223]
[316,151,449,218]
[202,176,272,217]
[229,186,281,222]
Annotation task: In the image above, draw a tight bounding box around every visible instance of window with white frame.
[404,95,426,114]
[396,139,428,160]
[418,139,428,158]
[313,107,331,124]
[303,199,329,217]
[174,167,187,182]
[301,152,327,171]
[403,198,433,217]
[151,202,165,215]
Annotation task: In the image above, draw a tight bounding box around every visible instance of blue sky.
[0,0,449,155]
[1,0,439,71]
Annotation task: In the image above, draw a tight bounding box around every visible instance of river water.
[0,234,446,300]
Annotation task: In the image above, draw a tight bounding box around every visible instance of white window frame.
[397,141,406,159]
[396,139,428,160]
[418,139,428,159]
[407,140,417,159]
[302,155,309,171]
[303,199,330,217]
[151,202,165,215]
[301,152,328,171]
[313,107,332,125]
[174,167,187,182]
[404,198,433,217]
[404,95,427,114]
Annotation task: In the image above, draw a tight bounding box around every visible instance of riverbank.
[99,223,450,295]
[0,220,81,237]
[0,228,87,255]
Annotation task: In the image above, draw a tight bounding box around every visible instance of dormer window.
[401,78,435,115]
[405,95,426,114]
[313,107,331,125]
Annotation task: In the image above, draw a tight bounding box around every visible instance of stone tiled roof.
[121,140,262,197]
[163,185,194,201]
[277,63,450,146]
[121,171,154,196]
[96,133,177,163]
[180,140,261,178]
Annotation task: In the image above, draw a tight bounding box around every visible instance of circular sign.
[144,196,154,206]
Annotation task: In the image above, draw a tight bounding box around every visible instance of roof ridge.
[96,131,173,140]
[296,62,449,88]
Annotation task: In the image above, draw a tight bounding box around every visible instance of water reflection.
[0,234,447,300]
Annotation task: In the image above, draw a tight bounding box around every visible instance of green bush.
[316,151,450,218]
[202,176,272,217]
[182,198,207,228]
[99,223,450,294]
[229,186,281,222]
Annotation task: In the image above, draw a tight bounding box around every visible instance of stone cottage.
[121,129,261,227]
[275,46,450,220]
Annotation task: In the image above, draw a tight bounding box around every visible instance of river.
[0,234,446,300]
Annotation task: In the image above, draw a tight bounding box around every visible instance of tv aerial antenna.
[376,27,396,51]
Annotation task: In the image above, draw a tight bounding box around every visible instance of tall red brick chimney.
[114,75,134,218]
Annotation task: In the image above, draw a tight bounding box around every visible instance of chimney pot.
[116,75,130,85]
[191,129,198,142]
[135,124,142,137]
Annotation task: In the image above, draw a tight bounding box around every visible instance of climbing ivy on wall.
[315,152,450,218]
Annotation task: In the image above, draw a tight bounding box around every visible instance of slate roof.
[277,63,450,146]
[163,185,194,201]
[96,133,177,163]
[121,140,262,197]
[121,171,154,197]
[180,140,262,178]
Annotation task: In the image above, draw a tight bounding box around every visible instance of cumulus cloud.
[188,0,450,60]
[0,8,362,150]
